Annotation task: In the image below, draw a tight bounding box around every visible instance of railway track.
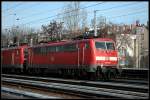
[2,74,149,99]
[2,74,148,92]
[2,87,60,99]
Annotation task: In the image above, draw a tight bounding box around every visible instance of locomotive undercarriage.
[2,65,23,74]
[97,66,120,80]
[2,64,119,80]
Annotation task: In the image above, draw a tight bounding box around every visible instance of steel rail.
[2,77,148,99]
[2,74,148,93]
[2,86,60,99]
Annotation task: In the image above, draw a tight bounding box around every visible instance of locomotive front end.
[94,38,119,79]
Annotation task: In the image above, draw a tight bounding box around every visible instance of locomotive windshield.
[106,42,115,50]
[95,42,106,50]
[95,41,115,50]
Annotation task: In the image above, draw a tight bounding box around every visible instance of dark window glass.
[95,42,106,50]
[33,47,41,54]
[42,47,47,54]
[33,48,38,53]
[56,45,63,52]
[40,47,43,53]
[63,44,77,51]
[47,46,56,52]
[106,42,115,50]
[56,44,77,52]
[85,42,89,49]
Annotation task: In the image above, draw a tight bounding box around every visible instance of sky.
[2,1,148,31]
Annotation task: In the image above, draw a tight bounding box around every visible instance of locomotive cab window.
[95,41,115,50]
[95,42,106,50]
[106,42,115,50]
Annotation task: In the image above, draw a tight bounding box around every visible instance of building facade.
[116,26,149,69]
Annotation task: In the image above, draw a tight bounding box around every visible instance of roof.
[29,38,114,48]
[1,45,28,51]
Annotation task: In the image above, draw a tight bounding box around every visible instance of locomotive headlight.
[96,56,105,61]
[109,57,117,61]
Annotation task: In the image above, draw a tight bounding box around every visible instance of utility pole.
[133,37,136,68]
[94,10,97,37]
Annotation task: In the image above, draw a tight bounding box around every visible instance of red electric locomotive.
[26,38,119,80]
[1,45,28,73]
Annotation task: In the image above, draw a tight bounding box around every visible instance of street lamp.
[94,10,98,37]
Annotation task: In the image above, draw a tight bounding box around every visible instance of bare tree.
[41,20,63,41]
[81,9,88,32]
[62,2,80,33]
[97,16,106,29]
[1,31,8,47]
[2,25,36,47]
[91,16,106,29]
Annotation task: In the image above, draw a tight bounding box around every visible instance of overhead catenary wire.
[3,2,42,17]
[17,2,141,22]
[3,2,72,19]
[24,3,147,26]
[3,10,147,28]
[107,10,147,19]
[2,2,23,12]
[20,7,65,20]
[20,2,105,26]
[3,2,147,29]
[95,2,140,12]
[30,9,147,27]
[3,2,104,28]
[20,3,87,20]
[16,2,142,26]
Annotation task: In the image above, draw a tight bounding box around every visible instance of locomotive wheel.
[106,70,116,80]
[102,72,107,81]
[61,69,66,78]
[28,69,33,75]
[96,68,103,80]
[11,68,15,73]
[106,71,112,80]
[111,70,117,79]
[87,72,95,80]
[16,68,21,74]
[35,68,40,74]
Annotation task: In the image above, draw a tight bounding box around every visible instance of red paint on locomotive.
[2,38,119,79]
[27,38,118,73]
[2,46,27,70]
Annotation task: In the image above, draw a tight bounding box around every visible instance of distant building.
[136,26,149,68]
[116,26,149,69]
